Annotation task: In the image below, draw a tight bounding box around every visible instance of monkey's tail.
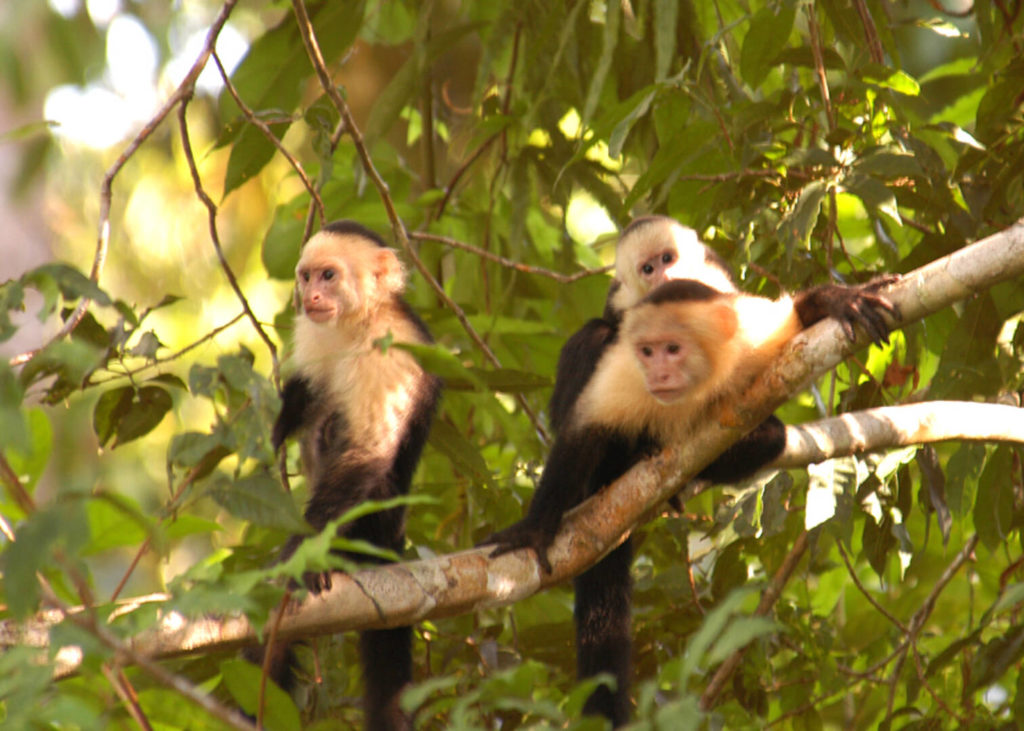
[574,538,633,728]
[361,625,414,731]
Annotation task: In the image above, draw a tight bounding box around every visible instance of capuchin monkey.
[489,217,898,727]
[258,220,441,731]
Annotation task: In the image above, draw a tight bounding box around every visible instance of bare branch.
[772,401,1024,469]
[175,95,280,378]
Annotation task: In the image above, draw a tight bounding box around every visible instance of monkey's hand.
[484,522,556,574]
[798,275,902,344]
[278,534,336,594]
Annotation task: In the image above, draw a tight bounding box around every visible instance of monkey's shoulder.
[549,317,618,434]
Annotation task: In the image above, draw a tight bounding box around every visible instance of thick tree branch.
[8,219,1024,672]
[772,401,1024,469]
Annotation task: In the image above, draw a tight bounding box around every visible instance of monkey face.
[295,232,404,325]
[632,335,709,404]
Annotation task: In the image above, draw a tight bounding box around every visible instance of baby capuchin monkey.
[489,217,898,727]
[261,220,441,731]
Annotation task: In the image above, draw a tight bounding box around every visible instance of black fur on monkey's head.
[319,219,388,248]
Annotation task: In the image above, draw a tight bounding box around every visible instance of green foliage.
[2,0,1024,728]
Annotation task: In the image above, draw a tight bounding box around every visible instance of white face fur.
[612,219,737,312]
[295,231,404,325]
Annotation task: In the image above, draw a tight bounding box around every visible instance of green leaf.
[2,406,50,489]
[740,2,796,90]
[219,2,366,195]
[0,278,26,343]
[428,418,492,483]
[206,472,308,533]
[607,88,657,159]
[843,172,901,226]
[974,446,1013,551]
[861,65,920,96]
[2,502,88,617]
[364,21,485,146]
[109,386,173,448]
[778,180,826,249]
[168,431,234,478]
[262,204,307,280]
[128,330,163,359]
[967,624,1024,692]
[220,659,303,731]
[223,120,291,198]
[93,386,134,447]
[23,263,111,306]
[852,150,923,179]
[582,0,619,123]
[84,494,150,554]
[19,339,106,399]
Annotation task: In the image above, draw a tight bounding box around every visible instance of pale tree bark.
[772,400,1024,469]
[6,218,1024,674]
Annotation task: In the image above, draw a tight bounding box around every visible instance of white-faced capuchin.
[261,220,441,731]
[490,217,898,727]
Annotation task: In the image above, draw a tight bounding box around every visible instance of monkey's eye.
[322,268,335,281]
[661,252,674,264]
[300,271,310,282]
[641,264,654,275]
[640,346,653,357]
[666,343,681,354]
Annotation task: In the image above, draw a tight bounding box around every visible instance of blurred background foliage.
[1,0,1024,728]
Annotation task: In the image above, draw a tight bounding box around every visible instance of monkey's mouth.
[649,387,688,404]
[304,307,335,323]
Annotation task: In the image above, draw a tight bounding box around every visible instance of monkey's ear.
[374,249,405,293]
[710,302,739,340]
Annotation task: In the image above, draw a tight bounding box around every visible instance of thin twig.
[0,450,37,515]
[411,231,612,282]
[91,312,246,386]
[805,4,834,131]
[175,96,280,383]
[289,0,550,443]
[213,52,325,224]
[836,541,908,633]
[699,531,809,710]
[102,664,154,731]
[853,0,885,64]
[8,0,241,368]
[40,581,255,730]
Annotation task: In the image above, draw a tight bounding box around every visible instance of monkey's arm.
[549,318,616,434]
[697,415,787,484]
[793,276,901,344]
[272,376,314,449]
[487,428,611,573]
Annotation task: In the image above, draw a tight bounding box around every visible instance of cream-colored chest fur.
[292,304,428,456]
